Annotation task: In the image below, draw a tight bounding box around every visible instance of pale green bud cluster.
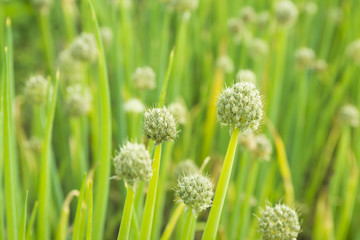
[295,47,316,69]
[113,142,152,189]
[70,33,98,62]
[169,0,198,13]
[236,69,256,84]
[144,107,178,144]
[132,66,156,90]
[24,75,50,105]
[239,133,272,160]
[169,101,188,125]
[302,2,317,15]
[175,159,199,178]
[58,50,83,83]
[313,59,328,74]
[65,85,92,117]
[227,18,250,43]
[124,98,145,114]
[339,104,359,128]
[100,27,114,47]
[346,39,360,66]
[217,81,263,132]
[328,7,342,24]
[239,6,257,24]
[275,0,298,28]
[257,12,271,29]
[176,175,213,214]
[248,39,269,60]
[216,56,234,74]
[258,203,301,240]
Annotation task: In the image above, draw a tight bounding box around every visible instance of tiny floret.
[175,159,199,178]
[132,66,156,90]
[70,33,98,62]
[236,69,256,84]
[258,203,301,240]
[217,81,263,132]
[339,104,359,128]
[113,142,152,188]
[275,0,298,27]
[295,47,316,69]
[24,75,50,105]
[65,84,92,117]
[176,175,213,214]
[144,107,178,144]
[346,39,360,66]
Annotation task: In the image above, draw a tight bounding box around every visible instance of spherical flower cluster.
[239,6,257,24]
[227,18,250,43]
[346,39,360,66]
[313,59,328,74]
[239,133,272,160]
[113,142,152,188]
[248,38,269,60]
[144,107,178,144]
[217,82,263,132]
[175,159,199,178]
[295,47,316,69]
[275,0,298,27]
[216,56,234,74]
[339,104,359,128]
[132,66,156,90]
[258,203,301,240]
[100,26,114,47]
[65,85,92,117]
[124,98,145,114]
[70,33,98,62]
[58,50,83,83]
[169,101,188,125]
[257,11,270,29]
[236,69,256,84]
[169,0,198,13]
[176,175,213,214]
[24,75,50,105]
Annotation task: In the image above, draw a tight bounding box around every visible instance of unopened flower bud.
[100,27,114,47]
[295,47,316,69]
[144,107,178,144]
[113,142,152,188]
[339,104,359,128]
[217,81,263,132]
[24,75,50,105]
[313,59,328,74]
[216,56,234,74]
[169,101,188,125]
[70,33,98,62]
[346,39,360,66]
[58,50,83,83]
[65,84,92,117]
[239,6,256,24]
[257,11,270,29]
[275,0,298,28]
[236,69,256,84]
[176,159,199,178]
[124,98,145,114]
[258,203,301,240]
[248,38,268,60]
[176,174,213,214]
[132,66,156,90]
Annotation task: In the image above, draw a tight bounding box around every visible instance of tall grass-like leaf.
[25,202,39,240]
[87,1,112,239]
[86,182,93,240]
[3,45,19,240]
[72,174,87,240]
[37,72,60,240]
[19,191,28,240]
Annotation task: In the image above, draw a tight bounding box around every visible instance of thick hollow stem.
[202,128,240,240]
[181,209,196,240]
[140,144,162,240]
[118,187,135,240]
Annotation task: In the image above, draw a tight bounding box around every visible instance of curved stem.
[202,128,240,240]
[118,187,135,240]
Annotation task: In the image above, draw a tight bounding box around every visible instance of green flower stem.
[181,210,196,240]
[140,144,162,240]
[161,203,185,240]
[202,128,240,240]
[118,187,135,240]
[38,13,54,73]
